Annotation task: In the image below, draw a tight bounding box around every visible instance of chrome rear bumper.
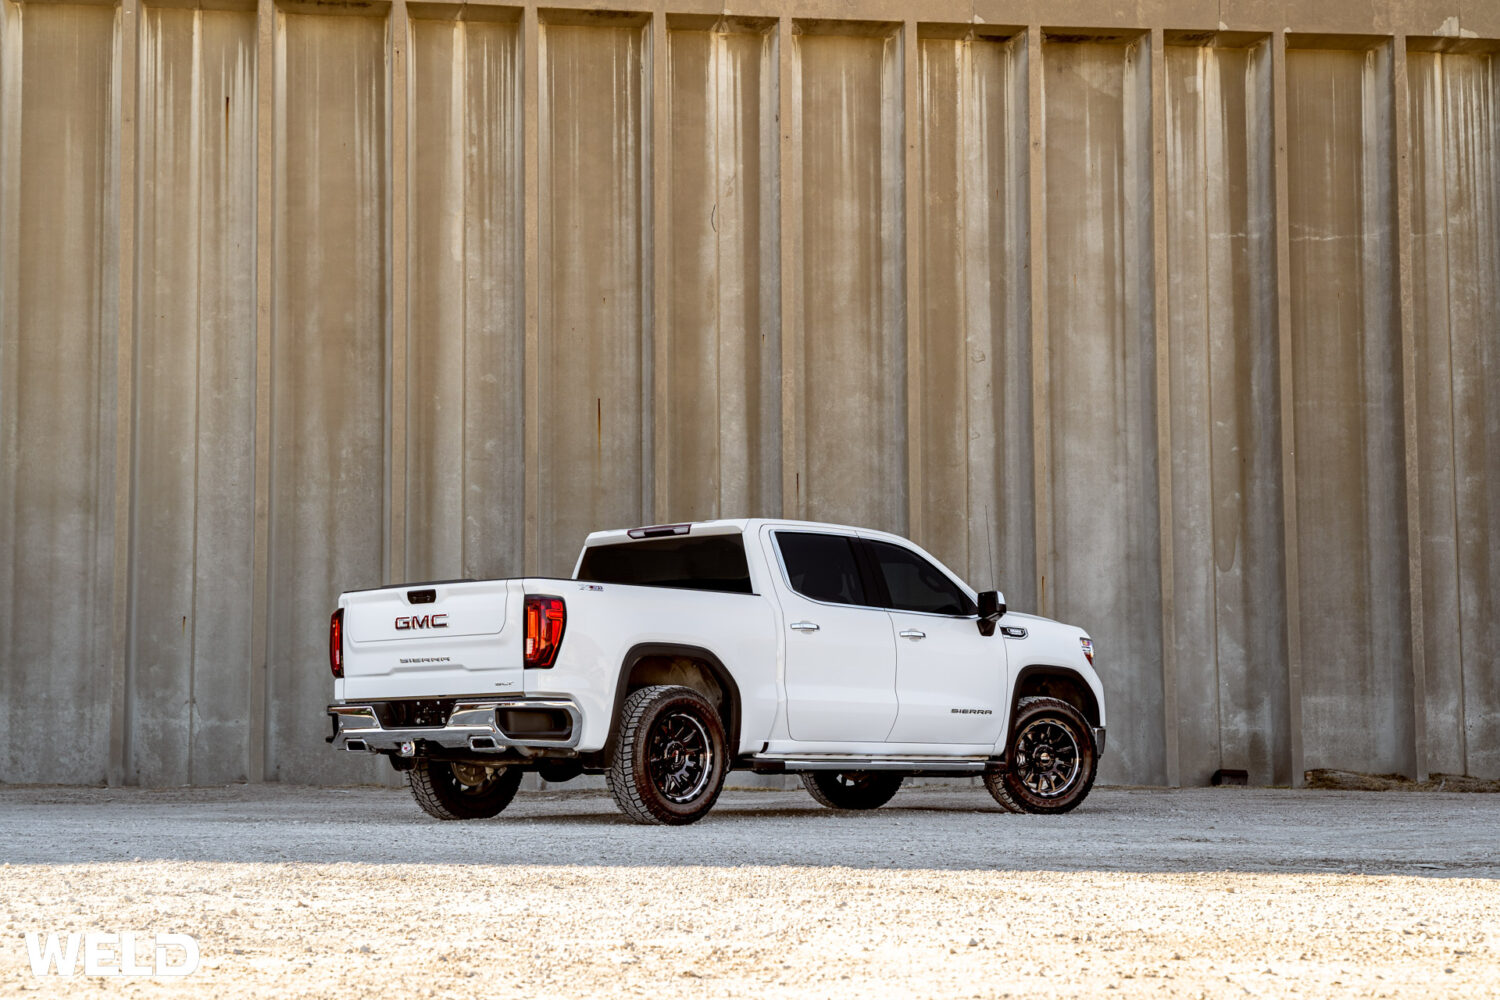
[328,699,582,753]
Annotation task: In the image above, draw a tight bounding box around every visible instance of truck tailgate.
[340,580,522,699]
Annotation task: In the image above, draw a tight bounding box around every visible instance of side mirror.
[977,590,1005,636]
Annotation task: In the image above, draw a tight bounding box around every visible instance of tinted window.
[776,532,867,606]
[866,540,974,616]
[577,536,752,594]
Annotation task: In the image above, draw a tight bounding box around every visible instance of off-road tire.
[606,685,728,826]
[802,771,903,810]
[984,696,1097,815]
[408,759,523,820]
[984,768,1025,813]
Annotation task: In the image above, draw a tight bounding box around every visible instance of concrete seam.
[903,19,920,543]
[1151,28,1179,788]
[0,0,14,786]
[640,17,658,527]
[777,16,799,521]
[110,0,141,788]
[1435,53,1468,774]
[954,38,970,573]
[457,19,470,579]
[1270,31,1304,787]
[1027,24,1048,619]
[187,9,205,786]
[1391,35,1428,783]
[651,13,669,522]
[708,28,726,518]
[389,0,408,589]
[1198,46,1225,775]
[248,0,274,783]
[522,4,539,573]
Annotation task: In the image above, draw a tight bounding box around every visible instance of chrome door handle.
[790,621,821,632]
[899,629,926,640]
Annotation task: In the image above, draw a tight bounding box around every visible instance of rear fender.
[606,643,743,759]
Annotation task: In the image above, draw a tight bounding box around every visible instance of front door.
[861,538,1007,745]
[766,528,898,743]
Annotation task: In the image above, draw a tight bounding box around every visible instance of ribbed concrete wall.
[661,20,778,523]
[1,0,1497,788]
[1286,46,1410,777]
[0,2,119,785]
[132,5,257,784]
[406,9,524,584]
[1162,40,1287,786]
[1406,44,1500,781]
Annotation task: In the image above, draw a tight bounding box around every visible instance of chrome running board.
[747,754,995,773]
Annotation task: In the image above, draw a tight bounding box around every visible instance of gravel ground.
[1,783,1496,998]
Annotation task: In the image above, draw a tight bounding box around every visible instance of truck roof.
[582,518,909,548]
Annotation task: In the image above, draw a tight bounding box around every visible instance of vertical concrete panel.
[267,11,388,783]
[661,25,778,522]
[131,6,257,785]
[792,29,905,532]
[407,15,523,581]
[1043,40,1165,785]
[1286,47,1410,775]
[914,33,1032,598]
[0,3,118,784]
[1408,50,1500,779]
[1163,43,1288,785]
[537,19,646,574]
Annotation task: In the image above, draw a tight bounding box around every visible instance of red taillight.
[329,609,345,678]
[524,595,566,669]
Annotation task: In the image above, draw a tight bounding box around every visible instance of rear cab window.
[773,531,869,606]
[576,535,754,595]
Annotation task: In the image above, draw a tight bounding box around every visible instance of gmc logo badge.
[395,613,448,631]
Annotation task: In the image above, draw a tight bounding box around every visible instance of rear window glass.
[775,532,868,606]
[576,535,753,594]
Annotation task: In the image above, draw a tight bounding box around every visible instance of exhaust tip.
[469,736,498,751]
[345,739,369,752]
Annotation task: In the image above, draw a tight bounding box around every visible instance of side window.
[775,532,868,606]
[865,540,974,616]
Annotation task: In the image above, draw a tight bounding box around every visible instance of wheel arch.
[607,643,742,758]
[1011,665,1101,729]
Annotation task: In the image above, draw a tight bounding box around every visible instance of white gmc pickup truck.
[327,519,1106,825]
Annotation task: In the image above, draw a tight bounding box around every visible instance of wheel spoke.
[643,709,715,804]
[1014,716,1085,798]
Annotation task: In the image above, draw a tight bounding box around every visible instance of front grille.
[372,699,456,729]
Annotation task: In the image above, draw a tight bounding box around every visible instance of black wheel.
[606,685,727,826]
[408,759,524,820]
[985,696,1097,814]
[802,771,903,810]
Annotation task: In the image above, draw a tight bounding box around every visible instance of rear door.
[340,580,523,700]
[765,528,898,743]
[861,538,1007,745]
